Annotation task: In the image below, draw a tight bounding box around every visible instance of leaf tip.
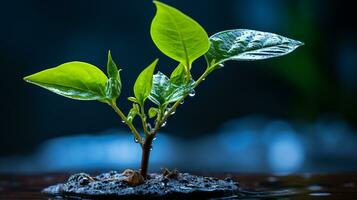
[154,58,159,64]
[107,50,113,62]
[23,74,35,83]
[152,0,160,5]
[23,75,30,82]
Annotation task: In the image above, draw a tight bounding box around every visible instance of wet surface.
[42,170,240,199]
[0,172,357,199]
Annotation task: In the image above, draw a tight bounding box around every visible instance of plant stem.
[139,104,150,136]
[109,101,143,145]
[140,133,154,178]
[141,65,214,177]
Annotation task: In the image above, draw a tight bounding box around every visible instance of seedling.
[24,1,303,180]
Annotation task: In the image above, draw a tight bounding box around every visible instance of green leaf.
[149,71,194,106]
[127,96,138,103]
[24,61,108,101]
[148,107,159,118]
[107,50,119,79]
[205,29,304,65]
[134,59,158,104]
[170,63,187,85]
[127,104,140,122]
[105,51,122,100]
[151,1,209,69]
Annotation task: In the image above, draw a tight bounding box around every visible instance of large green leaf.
[134,59,158,104]
[205,29,304,65]
[149,71,194,106]
[150,1,209,68]
[24,62,108,100]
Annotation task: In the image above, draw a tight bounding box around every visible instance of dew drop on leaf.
[218,63,224,68]
[171,110,176,115]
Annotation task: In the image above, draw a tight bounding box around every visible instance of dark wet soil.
[1,172,357,199]
[42,169,240,199]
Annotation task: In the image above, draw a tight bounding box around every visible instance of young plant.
[24,1,303,179]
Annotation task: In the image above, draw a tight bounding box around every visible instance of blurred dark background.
[0,0,356,173]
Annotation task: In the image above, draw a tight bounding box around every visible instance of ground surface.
[42,169,241,199]
[0,172,357,199]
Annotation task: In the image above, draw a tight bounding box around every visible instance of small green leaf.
[148,107,158,118]
[107,50,120,80]
[149,71,194,106]
[170,63,186,85]
[134,59,158,104]
[127,104,140,122]
[127,96,138,103]
[24,62,108,101]
[105,51,122,100]
[205,29,304,66]
[151,1,209,69]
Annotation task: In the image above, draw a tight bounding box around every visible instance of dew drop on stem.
[134,137,139,143]
[164,106,171,115]
[161,121,167,127]
[189,89,196,97]
[218,63,224,68]
[153,137,157,141]
[121,120,125,124]
[180,100,184,105]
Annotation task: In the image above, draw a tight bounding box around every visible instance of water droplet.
[153,137,157,141]
[189,89,195,97]
[202,78,205,81]
[121,120,125,124]
[134,137,139,143]
[150,146,153,151]
[161,121,167,127]
[171,110,176,115]
[218,63,224,68]
[180,100,184,104]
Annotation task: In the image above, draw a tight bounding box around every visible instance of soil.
[42,169,241,199]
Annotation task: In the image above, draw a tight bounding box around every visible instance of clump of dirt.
[42,169,241,199]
